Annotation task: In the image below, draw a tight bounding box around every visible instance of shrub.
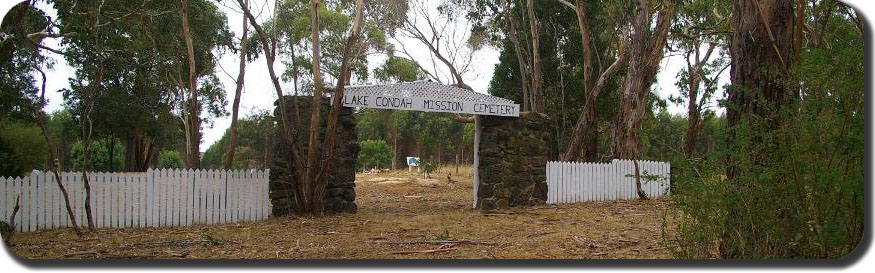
[357,139,392,170]
[665,29,864,258]
[157,150,185,169]
[69,138,125,172]
[0,120,46,177]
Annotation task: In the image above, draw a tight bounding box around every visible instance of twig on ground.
[389,247,458,254]
[315,231,351,235]
[369,239,495,245]
[527,231,557,238]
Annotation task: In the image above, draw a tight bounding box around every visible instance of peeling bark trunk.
[226,0,250,169]
[560,0,627,162]
[526,0,544,113]
[313,0,365,216]
[80,100,96,231]
[611,0,674,160]
[505,4,530,112]
[633,159,647,199]
[182,0,200,169]
[124,132,154,171]
[304,0,326,215]
[683,43,716,158]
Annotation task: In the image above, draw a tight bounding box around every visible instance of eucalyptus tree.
[610,0,674,163]
[225,0,251,169]
[0,1,48,122]
[53,0,232,171]
[668,0,731,158]
[557,0,628,162]
[237,0,391,216]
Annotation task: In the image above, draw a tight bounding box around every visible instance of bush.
[421,159,438,179]
[157,150,185,169]
[0,120,47,177]
[357,139,391,170]
[666,26,864,258]
[69,138,125,172]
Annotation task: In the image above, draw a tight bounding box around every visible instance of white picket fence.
[546,159,670,204]
[0,169,270,232]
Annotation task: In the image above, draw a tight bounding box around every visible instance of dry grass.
[6,165,676,259]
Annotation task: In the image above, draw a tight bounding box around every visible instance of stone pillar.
[475,112,550,210]
[270,96,359,216]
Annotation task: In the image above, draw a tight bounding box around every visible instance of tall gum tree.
[557,0,628,161]
[610,0,675,160]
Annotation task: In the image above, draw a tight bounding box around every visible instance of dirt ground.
[5,166,677,259]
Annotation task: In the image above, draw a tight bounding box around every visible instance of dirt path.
[6,168,676,259]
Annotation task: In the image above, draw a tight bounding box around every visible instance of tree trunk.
[313,0,365,216]
[683,43,716,158]
[611,0,674,160]
[304,0,326,216]
[236,0,306,213]
[108,137,115,172]
[563,37,626,161]
[78,62,103,232]
[181,0,200,169]
[80,105,96,231]
[393,132,398,170]
[504,3,530,112]
[526,0,544,113]
[727,0,795,178]
[558,0,628,162]
[723,0,796,258]
[226,0,250,170]
[124,132,154,171]
[34,69,81,235]
[633,159,647,199]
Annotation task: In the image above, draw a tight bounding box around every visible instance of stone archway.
[269,81,550,216]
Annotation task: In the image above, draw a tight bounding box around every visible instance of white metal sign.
[342,93,520,117]
[406,157,420,167]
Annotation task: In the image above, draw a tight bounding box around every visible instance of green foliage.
[480,0,626,156]
[421,159,437,177]
[0,119,47,177]
[262,0,404,86]
[157,150,185,169]
[69,138,125,172]
[201,111,276,169]
[666,8,864,258]
[200,232,223,246]
[357,139,392,170]
[52,0,232,168]
[356,108,471,168]
[373,56,427,83]
[0,2,50,122]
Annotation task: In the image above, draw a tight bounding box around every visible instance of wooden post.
[472,115,481,209]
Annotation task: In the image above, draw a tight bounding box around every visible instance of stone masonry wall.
[270,96,359,216]
[476,112,550,210]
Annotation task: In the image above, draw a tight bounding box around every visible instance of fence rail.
[0,169,270,232]
[546,159,670,204]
